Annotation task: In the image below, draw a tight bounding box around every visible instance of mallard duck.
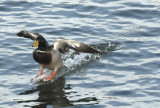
[17,30,100,80]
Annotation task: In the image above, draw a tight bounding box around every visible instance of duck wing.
[17,30,42,40]
[54,37,100,54]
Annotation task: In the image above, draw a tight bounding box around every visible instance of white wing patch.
[74,43,80,47]
[69,41,80,48]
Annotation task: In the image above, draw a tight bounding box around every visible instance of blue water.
[0,0,160,107]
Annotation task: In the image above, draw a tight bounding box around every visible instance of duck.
[17,30,100,80]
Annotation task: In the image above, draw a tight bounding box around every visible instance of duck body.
[33,49,63,70]
[17,30,100,81]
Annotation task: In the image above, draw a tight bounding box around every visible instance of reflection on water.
[18,77,99,107]
[18,77,72,107]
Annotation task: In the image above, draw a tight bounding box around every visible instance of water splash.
[31,41,123,83]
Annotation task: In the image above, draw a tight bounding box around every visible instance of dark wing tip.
[87,48,101,53]
[17,30,38,40]
[17,30,28,37]
[71,42,101,54]
[80,46,101,54]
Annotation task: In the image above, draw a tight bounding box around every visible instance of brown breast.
[33,49,52,65]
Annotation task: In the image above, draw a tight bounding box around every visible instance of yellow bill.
[32,40,39,47]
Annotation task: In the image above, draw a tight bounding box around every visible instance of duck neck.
[38,43,48,51]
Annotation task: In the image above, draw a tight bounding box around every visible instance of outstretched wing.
[17,30,42,40]
[54,37,100,54]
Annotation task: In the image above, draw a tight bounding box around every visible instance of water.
[0,0,160,107]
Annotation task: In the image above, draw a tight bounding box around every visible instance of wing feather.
[17,30,41,40]
[54,38,100,54]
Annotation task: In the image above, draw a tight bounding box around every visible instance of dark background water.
[0,0,160,107]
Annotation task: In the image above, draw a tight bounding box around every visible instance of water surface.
[0,0,160,107]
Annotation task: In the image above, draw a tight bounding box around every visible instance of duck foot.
[44,77,52,81]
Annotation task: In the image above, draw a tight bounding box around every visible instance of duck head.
[32,36,49,51]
